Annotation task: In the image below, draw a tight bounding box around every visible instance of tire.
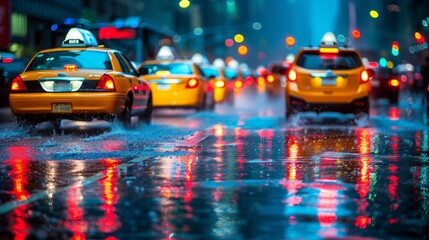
[140,93,153,125]
[119,95,132,128]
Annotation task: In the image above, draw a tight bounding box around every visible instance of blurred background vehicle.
[369,67,401,104]
[201,65,234,105]
[265,61,289,96]
[0,52,27,107]
[138,59,214,111]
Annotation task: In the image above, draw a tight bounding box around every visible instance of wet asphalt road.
[0,87,428,239]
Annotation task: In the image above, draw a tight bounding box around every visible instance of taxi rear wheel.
[118,95,132,128]
[140,93,153,125]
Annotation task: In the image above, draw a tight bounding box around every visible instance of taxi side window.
[114,52,137,76]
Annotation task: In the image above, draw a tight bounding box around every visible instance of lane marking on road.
[0,156,150,215]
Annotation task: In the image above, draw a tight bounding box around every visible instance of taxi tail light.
[389,79,400,87]
[288,69,297,82]
[257,76,265,86]
[234,80,244,89]
[10,75,27,91]
[360,70,370,83]
[214,80,226,88]
[97,74,116,91]
[186,78,199,88]
[266,74,275,84]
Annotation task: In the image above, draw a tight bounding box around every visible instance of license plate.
[322,77,336,86]
[53,81,71,92]
[157,84,170,90]
[52,103,72,113]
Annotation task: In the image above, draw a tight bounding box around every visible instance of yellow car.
[201,65,234,105]
[285,33,374,119]
[9,28,152,130]
[138,60,214,110]
[266,62,289,96]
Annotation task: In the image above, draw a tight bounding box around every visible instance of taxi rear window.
[26,50,112,71]
[201,67,220,77]
[296,51,362,70]
[142,63,193,75]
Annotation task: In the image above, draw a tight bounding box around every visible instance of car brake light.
[64,64,78,71]
[288,70,297,82]
[319,47,339,54]
[234,80,243,89]
[266,74,275,83]
[245,76,254,85]
[186,78,199,88]
[10,76,27,91]
[360,70,370,83]
[389,79,400,87]
[97,74,116,91]
[214,80,225,88]
[257,76,265,86]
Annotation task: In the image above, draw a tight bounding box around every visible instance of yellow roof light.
[62,28,98,47]
[319,47,339,53]
[320,32,338,47]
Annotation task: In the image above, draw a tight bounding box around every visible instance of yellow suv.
[285,33,373,119]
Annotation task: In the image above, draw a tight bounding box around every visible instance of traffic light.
[285,36,295,47]
[391,41,399,56]
[415,32,425,43]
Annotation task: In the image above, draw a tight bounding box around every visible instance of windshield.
[296,51,362,70]
[141,63,193,75]
[26,50,112,71]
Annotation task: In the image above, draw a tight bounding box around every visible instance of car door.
[114,52,149,114]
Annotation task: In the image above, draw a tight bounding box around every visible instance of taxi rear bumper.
[9,92,126,119]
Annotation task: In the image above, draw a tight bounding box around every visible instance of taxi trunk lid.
[295,67,361,92]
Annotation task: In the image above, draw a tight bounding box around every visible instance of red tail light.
[388,79,400,87]
[360,70,370,83]
[288,70,297,82]
[96,74,116,91]
[186,78,199,88]
[245,76,254,85]
[10,75,27,91]
[234,80,243,89]
[266,74,275,83]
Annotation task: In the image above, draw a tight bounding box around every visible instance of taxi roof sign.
[320,32,338,47]
[62,28,98,47]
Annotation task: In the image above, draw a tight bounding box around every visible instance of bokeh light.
[234,34,244,43]
[179,0,190,8]
[370,10,379,18]
[238,45,248,55]
[225,39,234,47]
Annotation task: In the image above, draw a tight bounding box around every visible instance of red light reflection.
[7,146,32,240]
[355,129,374,229]
[97,159,121,233]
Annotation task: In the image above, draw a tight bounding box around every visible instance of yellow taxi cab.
[138,55,214,111]
[201,65,234,105]
[9,28,152,130]
[285,32,374,119]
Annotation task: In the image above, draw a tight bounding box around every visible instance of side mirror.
[138,67,149,76]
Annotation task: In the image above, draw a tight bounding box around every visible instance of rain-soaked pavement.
[0,86,428,239]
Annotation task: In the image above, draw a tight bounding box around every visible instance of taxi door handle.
[128,79,132,83]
